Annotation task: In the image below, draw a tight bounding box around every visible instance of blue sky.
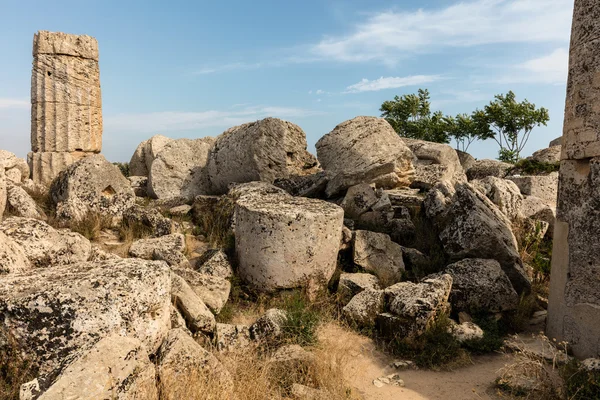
[0,0,573,162]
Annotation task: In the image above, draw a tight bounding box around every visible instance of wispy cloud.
[0,99,29,109]
[105,105,324,133]
[345,75,442,93]
[310,0,572,64]
[519,48,569,84]
[193,62,267,75]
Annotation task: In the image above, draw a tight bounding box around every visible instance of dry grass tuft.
[0,329,36,400]
[69,212,114,241]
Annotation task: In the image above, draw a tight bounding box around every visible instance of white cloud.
[311,0,572,64]
[315,89,325,95]
[519,48,569,84]
[345,75,442,93]
[105,105,324,133]
[0,99,29,109]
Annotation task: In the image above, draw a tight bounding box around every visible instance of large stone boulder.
[0,217,91,268]
[353,230,404,285]
[341,183,391,220]
[0,231,30,274]
[208,118,319,194]
[528,146,561,164]
[170,274,215,334]
[424,182,530,294]
[235,190,343,291]
[148,137,215,200]
[129,134,172,177]
[316,116,415,197]
[445,258,519,313]
[379,274,453,338]
[0,259,172,393]
[172,267,231,315]
[401,138,466,189]
[157,329,233,400]
[507,172,558,207]
[472,176,523,221]
[343,288,384,328]
[129,233,187,266]
[456,150,476,171]
[338,272,381,304]
[5,183,46,219]
[0,149,29,184]
[50,154,135,222]
[466,159,512,180]
[38,335,158,400]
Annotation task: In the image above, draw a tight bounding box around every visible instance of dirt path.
[318,323,515,400]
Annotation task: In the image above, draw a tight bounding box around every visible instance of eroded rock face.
[472,176,523,222]
[402,138,466,190]
[194,249,234,279]
[235,191,343,291]
[316,116,415,197]
[170,274,215,334]
[445,258,519,313]
[157,329,233,400]
[343,288,384,328]
[353,230,404,286]
[0,167,5,221]
[215,323,251,352]
[39,335,158,400]
[249,308,288,341]
[338,272,381,304]
[172,267,231,315]
[0,217,91,268]
[129,134,173,177]
[0,259,172,392]
[0,150,29,184]
[28,151,89,187]
[50,154,135,222]
[341,183,391,220]
[208,118,319,194]
[424,182,530,294]
[466,159,512,181]
[129,233,186,266]
[6,183,46,219]
[0,231,31,274]
[528,146,561,164]
[508,172,558,207]
[148,138,215,200]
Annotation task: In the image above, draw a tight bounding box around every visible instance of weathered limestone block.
[157,329,233,400]
[0,150,29,183]
[316,116,415,197]
[33,30,99,60]
[549,137,562,147]
[0,217,91,268]
[207,118,319,194]
[520,195,556,237]
[445,258,519,313]
[528,146,562,164]
[0,167,5,220]
[342,288,384,328]
[215,323,251,351]
[148,138,215,200]
[508,172,558,206]
[195,249,234,279]
[28,151,88,187]
[39,335,158,400]
[338,272,381,304]
[235,191,343,291]
[172,267,231,315]
[424,182,530,294]
[466,159,512,180]
[249,308,288,341]
[0,231,31,274]
[472,176,523,221]
[273,171,328,198]
[129,134,173,177]
[450,321,484,343]
[6,183,46,219]
[456,149,476,170]
[129,233,186,266]
[353,230,404,285]
[0,259,172,393]
[170,274,215,334]
[401,138,466,189]
[341,183,391,220]
[50,154,135,221]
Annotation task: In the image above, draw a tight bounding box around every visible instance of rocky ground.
[1,117,598,400]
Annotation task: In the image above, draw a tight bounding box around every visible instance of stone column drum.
[28,31,102,185]
[547,0,600,359]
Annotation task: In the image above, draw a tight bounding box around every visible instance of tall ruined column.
[547,0,600,359]
[28,31,102,186]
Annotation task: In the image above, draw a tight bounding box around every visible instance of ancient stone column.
[28,31,102,185]
[547,0,600,359]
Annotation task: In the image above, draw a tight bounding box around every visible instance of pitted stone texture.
[33,30,99,60]
[401,138,466,190]
[172,267,231,315]
[343,289,384,328]
[424,182,530,294]
[0,217,91,268]
[6,183,46,219]
[528,146,562,164]
[0,231,31,274]
[338,272,381,304]
[195,249,234,279]
[273,171,328,198]
[39,335,158,400]
[445,258,519,313]
[148,137,215,200]
[208,118,319,194]
[0,259,172,393]
[450,321,484,343]
[466,159,512,180]
[0,150,29,183]
[249,308,288,341]
[28,151,88,187]
[129,233,186,266]
[353,230,404,285]
[215,323,251,351]
[520,195,556,236]
[508,172,558,207]
[316,116,415,197]
[123,204,174,237]
[383,274,453,338]
[50,154,135,221]
[129,134,173,177]
[157,329,233,400]
[170,274,215,334]
[341,183,390,220]
[472,176,523,221]
[456,150,476,171]
[235,192,343,291]
[549,137,562,147]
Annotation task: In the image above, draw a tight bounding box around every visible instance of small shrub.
[113,162,130,177]
[511,159,560,175]
[118,217,153,242]
[279,291,322,347]
[561,359,600,400]
[198,197,235,251]
[69,212,113,241]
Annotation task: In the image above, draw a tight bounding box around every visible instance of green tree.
[380,89,450,143]
[444,112,489,152]
[476,91,549,163]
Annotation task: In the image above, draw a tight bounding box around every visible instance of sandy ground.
[318,323,516,400]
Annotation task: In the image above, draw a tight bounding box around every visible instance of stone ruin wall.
[28,30,102,186]
[547,0,600,359]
